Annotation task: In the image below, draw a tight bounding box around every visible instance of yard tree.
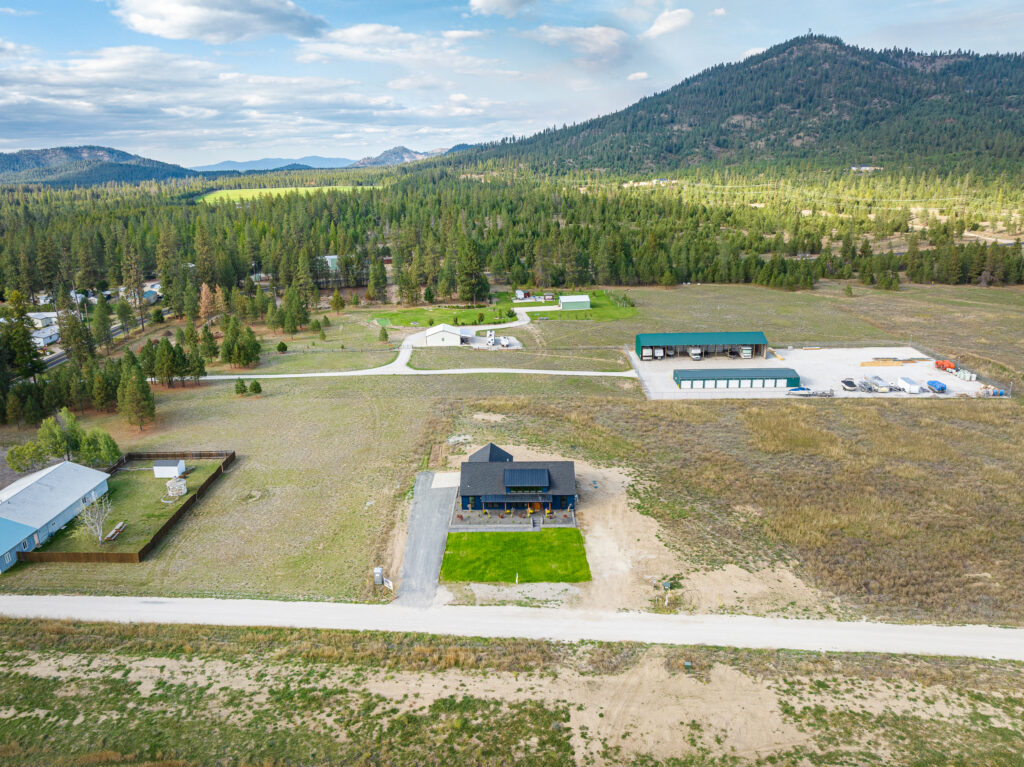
[117,364,156,430]
[283,309,298,337]
[378,325,389,343]
[457,238,489,305]
[214,285,230,317]
[234,378,247,395]
[220,317,239,364]
[330,288,345,313]
[276,341,287,353]
[321,315,330,328]
[56,299,95,370]
[5,440,49,473]
[183,280,200,324]
[37,407,85,460]
[423,284,435,303]
[348,291,360,306]
[79,495,113,543]
[91,366,116,412]
[154,338,176,387]
[265,303,280,332]
[249,380,262,394]
[0,290,44,383]
[115,299,134,336]
[138,340,157,379]
[199,325,219,361]
[173,344,189,382]
[198,283,217,323]
[187,350,206,385]
[77,428,121,467]
[91,296,113,354]
[183,323,199,354]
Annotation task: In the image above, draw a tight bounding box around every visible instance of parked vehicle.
[688,347,702,361]
[665,346,676,357]
[787,387,812,396]
[866,375,890,393]
[740,346,753,359]
[897,376,923,394]
[641,348,653,361]
[927,380,947,393]
[840,378,857,391]
[653,347,665,359]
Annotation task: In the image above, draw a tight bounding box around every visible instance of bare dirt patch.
[472,412,507,422]
[680,564,830,615]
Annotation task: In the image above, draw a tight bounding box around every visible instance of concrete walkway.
[394,472,457,607]
[203,305,637,381]
[2,594,1024,660]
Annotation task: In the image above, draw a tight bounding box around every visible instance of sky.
[0,0,1022,167]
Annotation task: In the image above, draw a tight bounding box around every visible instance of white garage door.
[774,379,788,388]
[692,380,703,389]
[728,379,740,388]
[678,380,692,389]
[752,379,763,388]
[716,379,728,389]
[740,379,751,388]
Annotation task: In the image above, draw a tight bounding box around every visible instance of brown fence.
[18,450,235,566]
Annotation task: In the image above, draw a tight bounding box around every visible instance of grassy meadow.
[441,529,592,583]
[198,184,370,203]
[408,347,629,371]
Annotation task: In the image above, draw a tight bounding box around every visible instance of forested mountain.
[193,156,354,171]
[352,146,447,168]
[0,146,194,186]
[452,35,1024,174]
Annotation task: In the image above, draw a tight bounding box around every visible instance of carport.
[636,332,769,361]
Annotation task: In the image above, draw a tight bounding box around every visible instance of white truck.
[688,347,702,361]
[897,376,923,394]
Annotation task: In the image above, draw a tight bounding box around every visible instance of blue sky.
[0,0,1021,166]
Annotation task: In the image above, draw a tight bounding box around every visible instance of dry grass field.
[0,375,636,601]
[1,618,1022,766]
[461,394,1024,625]
[408,347,629,371]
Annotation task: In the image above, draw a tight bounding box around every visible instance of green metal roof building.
[635,331,768,359]
[673,367,800,390]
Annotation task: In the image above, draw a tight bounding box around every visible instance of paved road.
[1,594,1023,660]
[394,472,457,607]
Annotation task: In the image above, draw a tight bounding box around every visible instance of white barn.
[0,462,110,572]
[423,323,468,347]
[153,459,186,478]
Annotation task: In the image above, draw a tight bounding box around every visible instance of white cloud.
[111,0,327,44]
[639,8,694,39]
[0,37,31,57]
[387,74,445,90]
[442,29,488,41]
[525,25,629,62]
[710,8,726,16]
[297,23,494,72]
[0,7,36,15]
[741,46,766,59]
[627,71,649,81]
[468,0,535,17]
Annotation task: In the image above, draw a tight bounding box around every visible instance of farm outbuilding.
[153,459,186,478]
[0,462,109,573]
[423,323,468,347]
[672,367,800,390]
[558,294,591,311]
[636,331,768,361]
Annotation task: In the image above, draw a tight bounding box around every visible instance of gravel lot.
[632,346,994,400]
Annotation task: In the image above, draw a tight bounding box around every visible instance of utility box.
[373,567,384,586]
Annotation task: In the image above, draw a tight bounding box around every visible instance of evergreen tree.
[92,296,114,355]
[117,364,155,431]
[330,288,345,313]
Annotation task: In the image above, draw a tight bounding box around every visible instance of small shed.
[559,294,591,311]
[423,323,467,347]
[153,459,186,478]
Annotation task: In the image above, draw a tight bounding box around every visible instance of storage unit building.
[558,294,591,311]
[636,332,768,361]
[0,462,110,572]
[673,367,800,390]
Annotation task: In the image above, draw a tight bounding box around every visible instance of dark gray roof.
[467,443,513,463]
[153,459,183,467]
[460,461,575,498]
[504,468,549,488]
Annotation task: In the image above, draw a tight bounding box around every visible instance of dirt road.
[1,595,1022,660]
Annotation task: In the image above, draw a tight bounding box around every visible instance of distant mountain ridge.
[0,145,194,186]
[193,155,354,172]
[351,146,447,168]
[452,34,1024,173]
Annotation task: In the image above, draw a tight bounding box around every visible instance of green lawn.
[528,290,638,322]
[441,528,592,583]
[369,305,517,328]
[198,185,372,203]
[40,460,222,554]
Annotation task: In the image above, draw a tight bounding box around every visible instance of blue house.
[0,462,110,573]
[459,443,577,513]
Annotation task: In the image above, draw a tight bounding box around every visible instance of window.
[3,553,10,565]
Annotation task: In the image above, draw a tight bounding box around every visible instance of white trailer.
[897,376,923,394]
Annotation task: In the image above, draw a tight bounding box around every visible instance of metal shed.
[558,294,591,311]
[672,367,800,390]
[636,332,768,360]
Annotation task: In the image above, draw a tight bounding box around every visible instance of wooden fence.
[18,450,235,565]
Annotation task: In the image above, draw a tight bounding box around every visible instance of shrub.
[150,308,165,324]
[249,380,262,394]
[378,326,389,343]
[234,378,247,395]
[276,341,287,353]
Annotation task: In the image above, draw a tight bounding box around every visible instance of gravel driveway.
[395,471,457,607]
